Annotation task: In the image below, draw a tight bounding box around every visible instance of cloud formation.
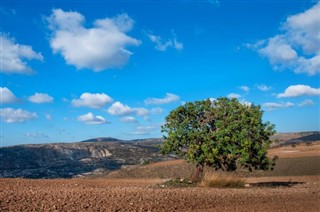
[145,93,180,105]
[252,3,320,76]
[239,85,250,92]
[227,93,241,99]
[47,9,140,71]
[107,101,149,116]
[0,108,38,123]
[147,32,183,51]
[120,116,137,123]
[263,102,294,111]
[71,92,113,109]
[256,84,272,91]
[277,84,320,98]
[128,125,159,135]
[28,93,54,103]
[0,35,43,74]
[77,112,107,125]
[25,132,49,138]
[299,99,314,107]
[0,87,18,104]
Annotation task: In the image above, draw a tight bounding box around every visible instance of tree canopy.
[160,97,276,179]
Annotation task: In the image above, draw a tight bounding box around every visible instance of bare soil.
[1,143,319,211]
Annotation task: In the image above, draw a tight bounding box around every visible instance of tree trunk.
[191,164,204,182]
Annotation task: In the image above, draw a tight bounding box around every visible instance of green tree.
[160,97,277,181]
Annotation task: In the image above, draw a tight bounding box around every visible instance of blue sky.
[1,0,319,146]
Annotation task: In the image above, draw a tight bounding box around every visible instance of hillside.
[270,131,320,146]
[1,132,318,179]
[0,139,168,179]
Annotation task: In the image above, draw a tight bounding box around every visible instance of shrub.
[200,172,245,188]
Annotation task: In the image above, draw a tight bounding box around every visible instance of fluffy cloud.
[257,84,272,91]
[252,3,320,76]
[0,108,38,123]
[77,112,107,125]
[25,132,49,138]
[145,93,180,105]
[47,9,140,71]
[71,92,113,109]
[107,101,149,116]
[147,32,183,51]
[299,99,314,107]
[28,93,54,103]
[120,116,137,123]
[227,93,241,99]
[107,101,133,115]
[0,87,18,103]
[263,102,294,111]
[277,85,320,98]
[239,86,250,92]
[0,35,43,74]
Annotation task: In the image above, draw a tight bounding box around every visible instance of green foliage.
[160,97,276,172]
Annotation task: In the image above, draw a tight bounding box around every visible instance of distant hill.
[271,131,320,146]
[0,138,169,179]
[81,137,123,143]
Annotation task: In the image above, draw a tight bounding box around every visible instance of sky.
[1,0,319,146]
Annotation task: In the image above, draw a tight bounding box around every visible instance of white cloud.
[25,132,49,138]
[252,3,320,76]
[135,107,149,116]
[28,93,54,103]
[284,3,320,55]
[128,125,159,135]
[47,9,140,71]
[257,84,272,91]
[263,102,294,111]
[299,99,314,107]
[120,116,137,123]
[0,108,38,123]
[147,32,183,51]
[0,35,43,74]
[0,87,18,103]
[45,113,52,121]
[77,112,107,125]
[145,93,180,105]
[227,93,241,99]
[107,101,133,115]
[107,101,149,116]
[258,35,298,69]
[240,101,252,107]
[151,107,164,114]
[239,85,250,92]
[71,92,113,109]
[277,84,320,98]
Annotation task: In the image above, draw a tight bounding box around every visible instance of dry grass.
[200,172,246,188]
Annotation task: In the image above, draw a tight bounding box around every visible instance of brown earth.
[268,143,320,158]
[1,143,319,211]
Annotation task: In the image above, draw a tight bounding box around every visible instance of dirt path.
[1,176,319,211]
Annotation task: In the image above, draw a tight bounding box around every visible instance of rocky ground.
[0,143,319,211]
[0,176,319,211]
